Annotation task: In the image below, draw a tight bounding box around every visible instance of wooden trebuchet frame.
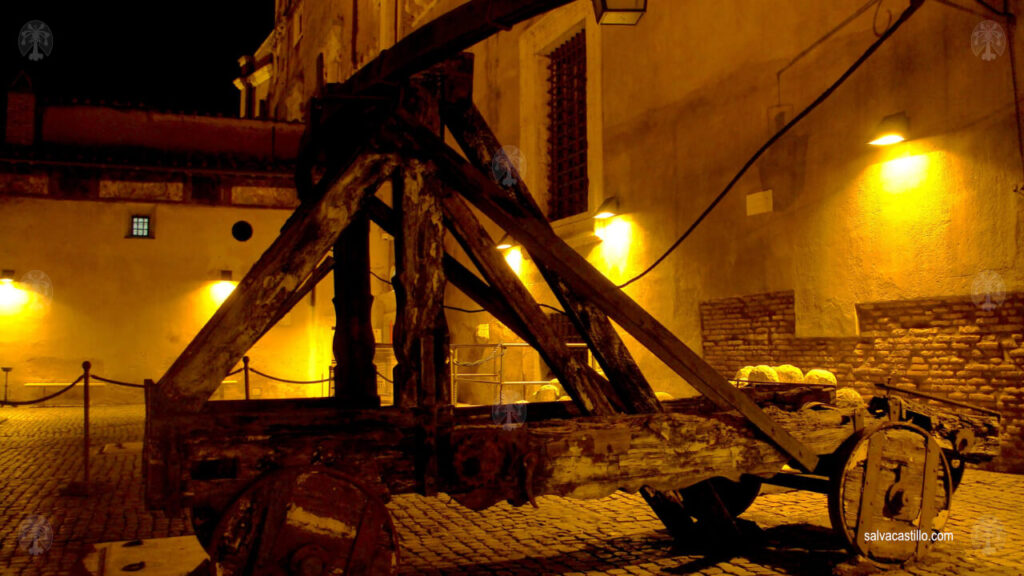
[379,108,821,473]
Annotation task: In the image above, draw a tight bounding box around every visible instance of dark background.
[1,1,274,114]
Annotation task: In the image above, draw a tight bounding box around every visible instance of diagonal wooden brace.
[150,152,398,415]
[443,99,661,415]
[385,115,819,472]
[441,190,621,415]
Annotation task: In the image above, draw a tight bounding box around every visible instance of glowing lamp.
[0,269,14,284]
[869,112,909,146]
[210,270,237,304]
[592,0,647,25]
[495,233,515,251]
[593,197,619,220]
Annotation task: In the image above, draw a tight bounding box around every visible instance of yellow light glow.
[0,281,29,315]
[879,153,928,194]
[869,133,906,146]
[593,210,616,220]
[593,217,634,281]
[209,281,238,305]
[503,246,524,276]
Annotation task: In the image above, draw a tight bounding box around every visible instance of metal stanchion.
[243,356,251,400]
[2,367,11,406]
[63,361,91,496]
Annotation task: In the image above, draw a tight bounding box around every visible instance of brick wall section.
[700,290,1024,473]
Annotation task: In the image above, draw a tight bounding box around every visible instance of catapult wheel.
[828,423,953,565]
[206,467,399,576]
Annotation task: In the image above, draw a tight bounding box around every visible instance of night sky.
[1,1,274,114]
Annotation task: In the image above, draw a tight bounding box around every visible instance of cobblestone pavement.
[1,406,1021,576]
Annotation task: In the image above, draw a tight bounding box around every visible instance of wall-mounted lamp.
[592,0,647,25]
[869,112,909,146]
[593,197,620,220]
[209,269,237,304]
[0,270,15,284]
[495,233,516,251]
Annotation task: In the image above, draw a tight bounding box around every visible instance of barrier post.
[82,361,91,489]
[1,367,11,405]
[243,356,251,400]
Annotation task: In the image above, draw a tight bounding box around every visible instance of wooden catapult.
[143,1,998,573]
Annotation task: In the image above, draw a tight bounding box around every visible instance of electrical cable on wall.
[615,0,926,290]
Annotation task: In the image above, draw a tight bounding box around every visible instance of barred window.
[546,30,588,221]
[129,215,151,238]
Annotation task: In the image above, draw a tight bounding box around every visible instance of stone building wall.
[700,290,1024,473]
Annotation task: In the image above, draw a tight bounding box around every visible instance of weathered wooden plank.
[333,213,380,407]
[443,97,662,414]
[257,256,335,341]
[332,0,574,100]
[391,163,449,409]
[447,406,855,510]
[441,191,621,415]
[385,115,819,471]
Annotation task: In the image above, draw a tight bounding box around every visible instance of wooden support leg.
[440,191,621,416]
[333,213,381,407]
[442,98,662,415]
[391,162,450,494]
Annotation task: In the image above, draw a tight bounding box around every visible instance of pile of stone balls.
[732,364,864,407]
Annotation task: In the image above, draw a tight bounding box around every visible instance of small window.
[129,215,152,238]
[546,30,589,221]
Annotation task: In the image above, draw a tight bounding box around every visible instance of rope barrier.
[376,370,394,384]
[90,374,146,389]
[248,368,332,385]
[0,374,84,406]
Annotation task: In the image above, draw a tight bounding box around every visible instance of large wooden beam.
[151,152,396,414]
[331,0,574,100]
[441,191,621,415]
[443,97,662,415]
[448,406,852,510]
[333,213,380,407]
[391,164,450,410]
[385,116,820,472]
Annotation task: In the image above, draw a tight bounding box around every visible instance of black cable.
[617,0,925,290]
[369,271,393,285]
[443,305,486,313]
